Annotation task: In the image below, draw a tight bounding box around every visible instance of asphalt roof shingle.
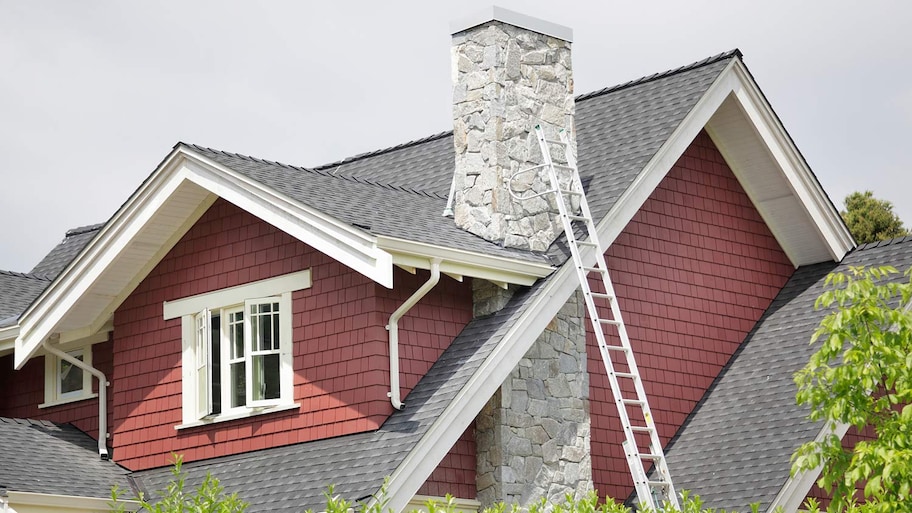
[664,237,912,511]
[0,417,133,499]
[31,223,104,279]
[0,271,51,326]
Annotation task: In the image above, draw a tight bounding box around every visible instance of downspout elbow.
[42,340,109,460]
[387,258,442,410]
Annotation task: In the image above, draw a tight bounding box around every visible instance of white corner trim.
[766,421,850,512]
[163,269,311,319]
[5,490,139,511]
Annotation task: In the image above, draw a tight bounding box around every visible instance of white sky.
[1,1,910,273]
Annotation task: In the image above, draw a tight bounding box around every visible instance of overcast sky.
[1,1,910,273]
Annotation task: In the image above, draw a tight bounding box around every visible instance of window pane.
[229,311,244,359]
[230,361,245,408]
[60,353,84,395]
[211,314,222,415]
[252,354,281,401]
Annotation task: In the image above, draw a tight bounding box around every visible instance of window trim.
[40,343,98,408]
[164,270,310,427]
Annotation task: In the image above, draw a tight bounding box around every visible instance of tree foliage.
[792,266,912,512]
[840,191,909,244]
[111,454,248,513]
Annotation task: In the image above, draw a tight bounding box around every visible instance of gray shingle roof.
[136,280,549,512]
[134,51,742,511]
[0,417,133,499]
[183,51,737,267]
[664,236,912,511]
[31,223,104,279]
[0,271,51,326]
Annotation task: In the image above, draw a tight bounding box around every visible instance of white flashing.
[450,6,573,42]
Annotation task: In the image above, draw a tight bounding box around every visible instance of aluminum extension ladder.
[509,125,679,511]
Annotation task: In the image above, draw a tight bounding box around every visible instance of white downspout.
[386,258,442,410]
[42,340,109,460]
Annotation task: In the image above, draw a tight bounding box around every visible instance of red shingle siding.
[0,340,114,441]
[418,423,477,498]
[589,132,795,500]
[112,199,472,470]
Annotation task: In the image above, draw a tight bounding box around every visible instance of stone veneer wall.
[451,21,575,251]
[475,280,592,507]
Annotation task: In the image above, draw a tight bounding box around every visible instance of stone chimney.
[449,7,575,252]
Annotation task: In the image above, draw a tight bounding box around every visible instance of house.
[0,7,901,513]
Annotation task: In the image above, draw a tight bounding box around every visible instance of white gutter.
[41,340,109,459]
[386,258,442,410]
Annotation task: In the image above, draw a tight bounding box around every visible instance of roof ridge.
[0,269,53,282]
[311,131,452,172]
[575,49,742,102]
[854,234,912,251]
[181,142,448,200]
[65,223,105,237]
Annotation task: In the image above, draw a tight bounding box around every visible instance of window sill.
[175,402,300,430]
[39,392,98,409]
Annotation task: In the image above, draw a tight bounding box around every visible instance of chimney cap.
[450,6,573,42]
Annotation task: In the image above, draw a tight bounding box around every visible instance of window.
[41,346,96,408]
[163,270,310,426]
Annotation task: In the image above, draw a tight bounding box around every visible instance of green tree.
[792,266,912,512]
[111,454,248,513]
[841,191,909,244]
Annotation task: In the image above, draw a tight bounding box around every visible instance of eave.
[377,235,554,287]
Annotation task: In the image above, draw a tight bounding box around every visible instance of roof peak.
[576,49,742,102]
[65,223,104,237]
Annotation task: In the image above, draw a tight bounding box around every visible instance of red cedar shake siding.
[589,132,795,500]
[0,340,114,441]
[112,199,472,470]
[418,424,477,498]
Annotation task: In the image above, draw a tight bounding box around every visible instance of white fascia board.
[376,235,554,286]
[179,152,394,288]
[5,491,139,511]
[15,146,393,369]
[14,147,194,369]
[593,59,742,249]
[766,421,849,512]
[727,61,854,262]
[0,325,18,354]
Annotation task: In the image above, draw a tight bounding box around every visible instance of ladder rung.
[614,372,636,379]
[577,240,597,247]
[559,189,583,196]
[604,345,629,352]
[583,266,606,274]
[648,480,671,488]
[543,138,565,145]
[622,399,646,407]
[630,426,654,433]
[598,318,622,326]
[640,453,663,461]
[589,292,614,300]
[566,214,590,222]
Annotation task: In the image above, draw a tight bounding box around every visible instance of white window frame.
[163,270,310,428]
[40,340,99,408]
